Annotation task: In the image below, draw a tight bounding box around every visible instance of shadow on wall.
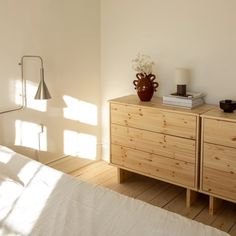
[0,78,99,163]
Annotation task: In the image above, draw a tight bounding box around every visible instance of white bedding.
[0,145,229,236]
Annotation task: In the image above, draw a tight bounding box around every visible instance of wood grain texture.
[201,113,236,206]
[110,103,197,139]
[47,156,93,173]
[202,107,236,122]
[135,181,170,202]
[111,144,195,188]
[194,201,226,225]
[202,167,236,202]
[209,196,223,215]
[70,161,111,179]
[149,185,183,207]
[186,189,198,207]
[204,118,236,148]
[210,202,236,233]
[110,95,215,115]
[110,96,202,192]
[165,191,207,219]
[204,143,236,174]
[117,168,134,183]
[111,124,196,163]
[87,168,117,185]
[195,115,201,188]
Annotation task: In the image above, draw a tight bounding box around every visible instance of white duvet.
[0,145,229,236]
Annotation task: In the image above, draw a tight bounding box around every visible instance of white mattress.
[0,145,229,236]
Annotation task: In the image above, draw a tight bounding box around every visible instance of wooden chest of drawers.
[110,95,213,191]
[201,108,236,203]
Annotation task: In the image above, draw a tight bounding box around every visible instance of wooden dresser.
[110,95,213,204]
[201,108,236,212]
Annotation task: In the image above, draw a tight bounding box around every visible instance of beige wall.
[0,0,101,163]
[1,1,236,163]
[101,0,236,160]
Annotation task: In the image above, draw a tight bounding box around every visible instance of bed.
[0,145,229,236]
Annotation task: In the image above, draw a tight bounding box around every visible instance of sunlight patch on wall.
[63,95,97,126]
[15,120,47,151]
[12,79,22,106]
[63,130,78,155]
[15,80,47,112]
[64,130,97,160]
[26,81,47,112]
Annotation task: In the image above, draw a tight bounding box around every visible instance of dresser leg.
[209,195,222,215]
[117,168,133,183]
[186,189,198,207]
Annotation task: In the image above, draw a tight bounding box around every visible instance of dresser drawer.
[203,143,236,173]
[110,103,196,139]
[204,118,236,148]
[111,144,195,188]
[111,124,196,163]
[202,167,236,202]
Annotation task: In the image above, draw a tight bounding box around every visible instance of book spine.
[163,101,192,107]
[163,99,204,108]
[163,97,192,104]
[163,97,203,105]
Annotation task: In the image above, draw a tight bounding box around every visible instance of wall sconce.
[175,68,190,97]
[0,55,52,115]
[19,55,52,100]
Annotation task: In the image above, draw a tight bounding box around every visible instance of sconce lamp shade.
[34,67,52,100]
[34,80,52,100]
[175,68,190,85]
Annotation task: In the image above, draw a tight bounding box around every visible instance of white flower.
[132,53,155,75]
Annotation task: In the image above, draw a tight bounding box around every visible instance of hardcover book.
[163,92,205,108]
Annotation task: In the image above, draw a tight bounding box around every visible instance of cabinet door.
[110,103,196,139]
[202,143,236,201]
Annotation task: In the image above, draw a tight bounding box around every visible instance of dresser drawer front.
[204,118,236,148]
[111,124,196,163]
[204,143,236,173]
[111,144,195,188]
[202,167,236,201]
[110,103,196,139]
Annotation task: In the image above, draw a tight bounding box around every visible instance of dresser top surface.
[201,107,236,122]
[109,95,215,116]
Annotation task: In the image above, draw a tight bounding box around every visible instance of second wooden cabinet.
[201,108,236,203]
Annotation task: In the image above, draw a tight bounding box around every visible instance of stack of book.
[163,92,205,109]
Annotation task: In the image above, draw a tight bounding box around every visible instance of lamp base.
[176,85,187,96]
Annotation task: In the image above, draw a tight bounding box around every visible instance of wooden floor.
[48,157,236,236]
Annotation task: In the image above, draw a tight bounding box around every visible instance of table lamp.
[175,68,190,97]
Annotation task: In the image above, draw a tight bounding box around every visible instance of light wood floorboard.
[47,156,93,173]
[48,158,236,235]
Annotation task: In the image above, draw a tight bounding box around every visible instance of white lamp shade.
[175,68,190,85]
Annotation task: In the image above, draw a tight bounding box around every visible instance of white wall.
[101,0,236,160]
[0,0,101,163]
[1,1,236,163]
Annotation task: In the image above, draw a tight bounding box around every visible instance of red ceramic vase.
[133,73,159,101]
